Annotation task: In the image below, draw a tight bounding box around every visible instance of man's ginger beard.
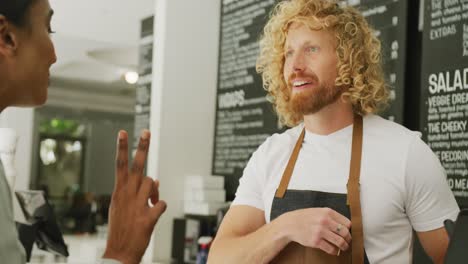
[287,74,346,115]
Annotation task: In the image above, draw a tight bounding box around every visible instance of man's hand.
[281,207,352,256]
[103,130,167,264]
[209,206,351,263]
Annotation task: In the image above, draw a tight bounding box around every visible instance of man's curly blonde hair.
[256,0,389,127]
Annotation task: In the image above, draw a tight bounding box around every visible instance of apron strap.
[275,128,305,198]
[347,114,364,264]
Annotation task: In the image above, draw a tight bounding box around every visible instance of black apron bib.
[269,114,370,264]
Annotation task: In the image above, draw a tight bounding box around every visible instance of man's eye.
[307,46,318,53]
[284,50,293,58]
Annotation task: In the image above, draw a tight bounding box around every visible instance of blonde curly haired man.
[209,1,459,263]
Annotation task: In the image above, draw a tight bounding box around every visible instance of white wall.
[148,0,221,261]
[0,108,35,191]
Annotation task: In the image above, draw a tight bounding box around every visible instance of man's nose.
[291,53,306,73]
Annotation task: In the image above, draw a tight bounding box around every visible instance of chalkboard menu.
[133,16,154,152]
[212,0,280,199]
[420,0,468,207]
[344,0,408,123]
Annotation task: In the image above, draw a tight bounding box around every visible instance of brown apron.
[270,114,368,264]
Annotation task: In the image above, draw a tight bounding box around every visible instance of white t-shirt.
[232,114,460,263]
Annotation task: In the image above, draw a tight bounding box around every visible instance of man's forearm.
[208,215,291,264]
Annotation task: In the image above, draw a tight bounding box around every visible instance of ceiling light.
[125,71,139,84]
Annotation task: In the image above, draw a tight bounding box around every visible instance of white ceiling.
[49,0,155,85]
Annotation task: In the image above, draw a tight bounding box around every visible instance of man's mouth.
[291,80,316,91]
[293,80,312,87]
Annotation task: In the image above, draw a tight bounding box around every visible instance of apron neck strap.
[347,113,364,264]
[274,128,305,198]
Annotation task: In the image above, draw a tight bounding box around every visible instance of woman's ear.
[0,16,19,57]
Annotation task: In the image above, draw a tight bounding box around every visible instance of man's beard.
[288,75,345,116]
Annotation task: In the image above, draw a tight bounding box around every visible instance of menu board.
[133,16,154,152]
[344,0,408,123]
[212,0,280,199]
[420,0,468,207]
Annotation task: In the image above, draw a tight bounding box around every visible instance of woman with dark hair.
[0,0,56,110]
[0,1,166,263]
